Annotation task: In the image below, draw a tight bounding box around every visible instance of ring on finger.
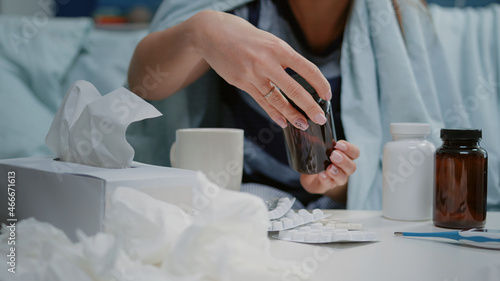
[263,83,278,99]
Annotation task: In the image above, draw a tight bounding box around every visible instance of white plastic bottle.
[382,123,435,221]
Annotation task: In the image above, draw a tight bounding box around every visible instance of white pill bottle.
[382,123,435,221]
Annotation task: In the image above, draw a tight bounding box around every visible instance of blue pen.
[394,229,500,249]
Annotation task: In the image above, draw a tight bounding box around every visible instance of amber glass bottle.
[434,129,488,229]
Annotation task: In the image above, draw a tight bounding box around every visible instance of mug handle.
[169,141,177,168]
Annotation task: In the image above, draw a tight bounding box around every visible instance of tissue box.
[0,157,199,241]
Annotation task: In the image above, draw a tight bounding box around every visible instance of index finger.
[269,67,328,126]
[334,140,360,160]
[284,52,331,101]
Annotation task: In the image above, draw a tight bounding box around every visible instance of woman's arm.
[127,12,211,100]
[127,10,332,130]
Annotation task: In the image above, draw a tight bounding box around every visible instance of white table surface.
[270,210,500,281]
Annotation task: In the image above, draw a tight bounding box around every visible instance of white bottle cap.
[390,123,430,135]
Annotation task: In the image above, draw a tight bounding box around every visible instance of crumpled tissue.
[0,173,295,281]
[0,218,179,281]
[45,80,161,168]
[104,185,193,265]
[163,173,286,280]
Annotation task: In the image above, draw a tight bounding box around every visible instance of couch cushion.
[0,16,92,158]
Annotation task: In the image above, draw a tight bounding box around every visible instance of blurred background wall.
[428,0,500,6]
[1,0,499,20]
[0,0,162,23]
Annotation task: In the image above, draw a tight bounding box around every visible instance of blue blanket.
[136,0,500,210]
[340,1,500,210]
[429,3,500,211]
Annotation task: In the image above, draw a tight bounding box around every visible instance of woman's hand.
[190,10,331,130]
[300,140,360,203]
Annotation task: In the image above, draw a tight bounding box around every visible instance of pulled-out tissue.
[0,174,296,281]
[45,80,161,168]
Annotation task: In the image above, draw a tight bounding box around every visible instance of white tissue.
[0,179,296,281]
[45,80,162,168]
[0,218,175,281]
[104,186,192,265]
[163,174,292,281]
[0,218,74,278]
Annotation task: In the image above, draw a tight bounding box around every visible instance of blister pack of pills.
[268,209,329,231]
[267,197,296,220]
[266,197,377,244]
[274,222,377,243]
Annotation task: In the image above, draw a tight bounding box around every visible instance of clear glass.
[434,139,488,229]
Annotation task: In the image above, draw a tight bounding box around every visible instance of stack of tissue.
[0,174,295,281]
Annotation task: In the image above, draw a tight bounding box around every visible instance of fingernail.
[276,118,288,129]
[294,118,309,131]
[328,165,339,176]
[330,151,343,164]
[326,90,332,101]
[335,142,347,151]
[319,171,327,179]
[313,113,327,125]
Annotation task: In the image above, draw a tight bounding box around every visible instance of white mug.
[170,128,244,191]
